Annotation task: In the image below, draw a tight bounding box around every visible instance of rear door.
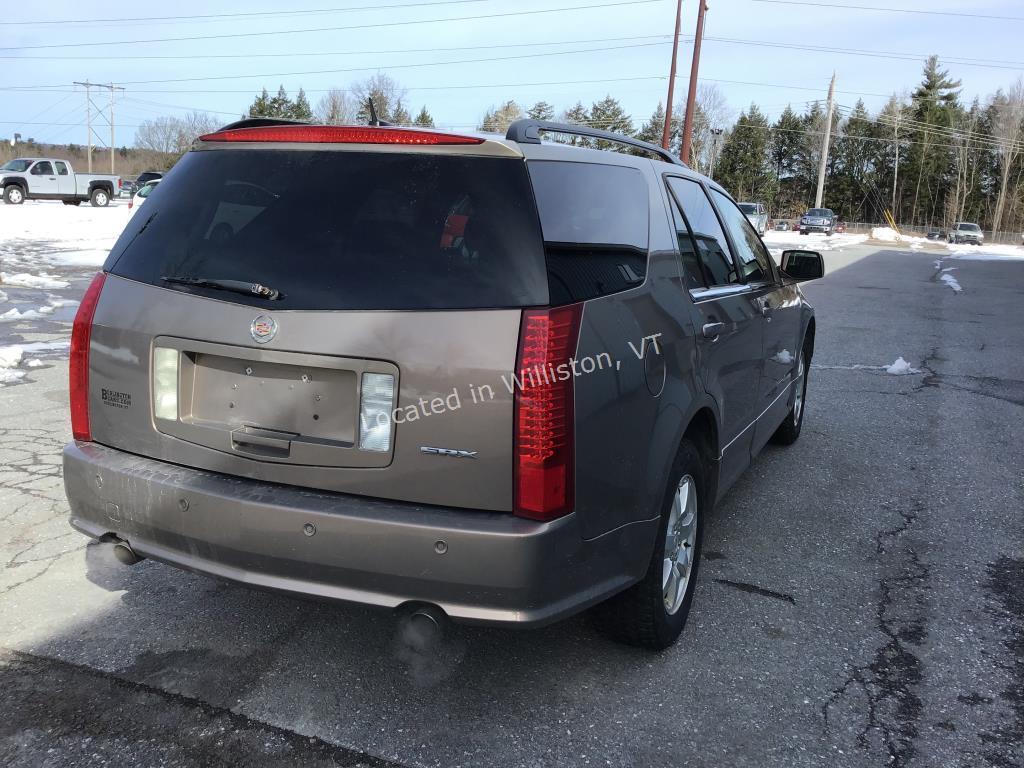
[709,189,803,452]
[53,161,75,195]
[92,145,549,512]
[665,176,763,488]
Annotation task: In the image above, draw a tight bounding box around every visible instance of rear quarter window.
[527,160,649,304]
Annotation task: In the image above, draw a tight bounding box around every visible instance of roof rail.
[505,119,686,167]
[214,117,312,132]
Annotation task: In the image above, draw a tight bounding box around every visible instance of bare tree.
[479,101,523,134]
[316,89,356,125]
[990,78,1024,237]
[352,74,407,123]
[675,84,730,174]
[135,112,219,155]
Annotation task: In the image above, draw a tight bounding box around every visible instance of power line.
[0,0,661,51]
[0,33,676,60]
[749,0,1024,22]
[0,0,488,25]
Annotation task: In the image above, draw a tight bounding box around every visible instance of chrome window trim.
[689,284,752,302]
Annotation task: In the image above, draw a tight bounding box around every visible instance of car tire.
[3,185,25,205]
[771,339,811,446]
[90,188,110,208]
[592,439,705,650]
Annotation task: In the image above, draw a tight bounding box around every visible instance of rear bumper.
[63,442,655,626]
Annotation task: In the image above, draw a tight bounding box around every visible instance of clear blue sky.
[2,0,1021,146]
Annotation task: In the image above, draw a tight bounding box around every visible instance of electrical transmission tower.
[73,81,125,174]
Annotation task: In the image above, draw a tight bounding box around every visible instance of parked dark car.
[799,208,836,235]
[134,170,164,188]
[63,119,824,650]
[926,227,944,240]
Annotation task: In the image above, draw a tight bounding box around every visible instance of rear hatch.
[88,132,549,511]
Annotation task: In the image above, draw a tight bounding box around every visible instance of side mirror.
[781,249,825,281]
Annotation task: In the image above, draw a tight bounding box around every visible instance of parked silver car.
[948,222,984,245]
[738,202,768,235]
[63,119,823,649]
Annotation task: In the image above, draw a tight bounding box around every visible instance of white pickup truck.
[1,158,121,207]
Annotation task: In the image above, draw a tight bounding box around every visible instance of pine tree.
[269,85,292,118]
[292,88,313,121]
[589,95,633,150]
[714,105,773,203]
[392,99,412,126]
[248,88,272,118]
[527,101,555,121]
[636,103,667,146]
[414,106,435,127]
[560,101,591,146]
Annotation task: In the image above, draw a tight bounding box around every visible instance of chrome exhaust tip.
[112,541,144,566]
[400,603,448,650]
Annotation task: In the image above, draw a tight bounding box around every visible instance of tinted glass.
[959,223,981,232]
[106,150,549,311]
[1,160,32,172]
[738,203,757,214]
[528,161,650,304]
[712,189,774,283]
[54,161,69,176]
[32,162,53,175]
[666,177,737,286]
[666,187,707,290]
[807,208,831,217]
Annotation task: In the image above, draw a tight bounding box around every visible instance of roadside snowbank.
[946,243,1024,260]
[0,199,132,270]
[761,230,868,254]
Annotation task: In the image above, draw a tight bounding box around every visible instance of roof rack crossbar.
[505,119,686,167]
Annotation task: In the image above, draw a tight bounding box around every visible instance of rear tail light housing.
[359,372,396,452]
[199,125,484,146]
[513,304,583,522]
[69,272,107,441]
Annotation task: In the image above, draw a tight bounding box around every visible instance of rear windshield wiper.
[161,275,283,300]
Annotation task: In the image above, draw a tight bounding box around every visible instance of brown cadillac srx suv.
[63,119,823,649]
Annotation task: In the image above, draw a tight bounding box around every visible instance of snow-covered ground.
[0,199,133,272]
[761,229,868,256]
[946,243,1024,260]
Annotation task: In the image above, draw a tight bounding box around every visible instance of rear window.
[738,203,757,214]
[958,223,981,232]
[527,160,649,304]
[105,149,549,310]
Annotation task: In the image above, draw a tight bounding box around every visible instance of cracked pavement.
[1,245,1022,767]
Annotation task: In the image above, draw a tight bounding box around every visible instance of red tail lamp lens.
[513,304,583,521]
[199,125,484,145]
[70,272,107,441]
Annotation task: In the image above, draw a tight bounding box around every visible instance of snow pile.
[761,230,869,252]
[0,308,46,323]
[885,357,921,375]
[0,344,26,385]
[870,227,901,242]
[940,272,963,293]
[946,243,1024,260]
[0,200,132,269]
[25,359,45,368]
[772,350,795,364]
[0,272,70,289]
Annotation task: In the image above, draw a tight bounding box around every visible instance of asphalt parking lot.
[1,240,1022,767]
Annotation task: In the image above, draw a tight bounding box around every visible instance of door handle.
[230,425,295,458]
[702,322,725,340]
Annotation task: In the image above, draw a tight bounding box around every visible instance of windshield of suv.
[1,159,33,172]
[806,209,831,217]
[105,149,550,311]
[738,203,757,215]
[958,223,982,232]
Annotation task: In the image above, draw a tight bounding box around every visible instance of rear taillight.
[198,125,484,145]
[69,272,107,441]
[513,304,583,522]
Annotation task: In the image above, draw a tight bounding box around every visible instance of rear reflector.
[359,372,395,452]
[152,347,180,421]
[513,304,583,522]
[199,125,484,146]
[69,272,107,441]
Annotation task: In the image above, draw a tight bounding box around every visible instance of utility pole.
[891,109,901,218]
[814,72,836,209]
[707,127,723,179]
[73,81,124,174]
[661,0,684,149]
[680,0,708,165]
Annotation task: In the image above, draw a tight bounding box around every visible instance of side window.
[32,161,54,176]
[711,189,775,283]
[666,176,738,286]
[54,161,69,176]
[528,160,650,304]
[665,185,706,290]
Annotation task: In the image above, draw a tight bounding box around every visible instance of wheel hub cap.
[663,474,698,615]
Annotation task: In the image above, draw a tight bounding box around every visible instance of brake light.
[513,304,583,522]
[198,125,484,145]
[70,272,106,441]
